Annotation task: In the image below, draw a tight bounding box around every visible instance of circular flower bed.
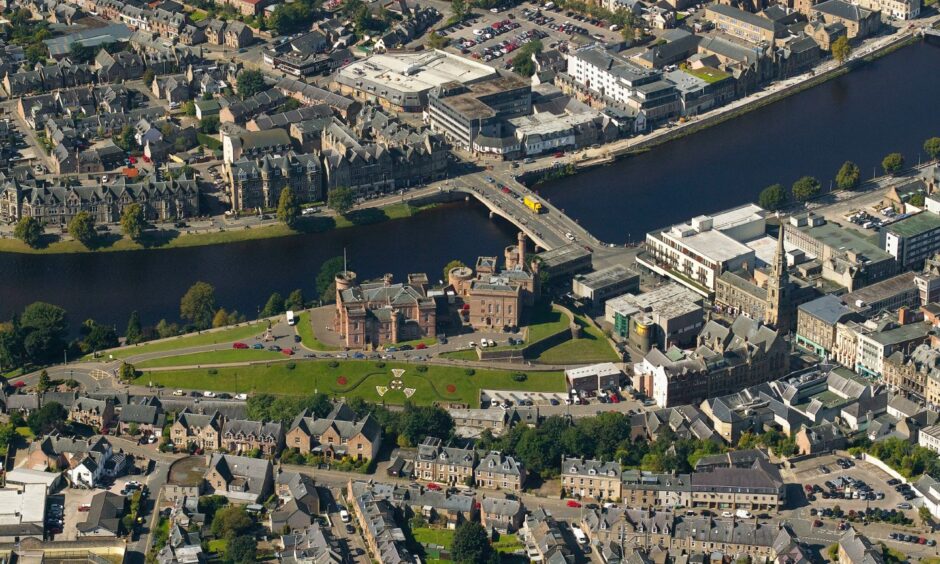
[446,384,457,394]
[337,376,348,386]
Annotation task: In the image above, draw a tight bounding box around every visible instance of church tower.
[764,221,793,331]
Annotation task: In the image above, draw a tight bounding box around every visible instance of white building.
[919,424,940,454]
[638,205,766,296]
[856,0,919,19]
[566,44,660,105]
[565,363,623,394]
[0,485,46,542]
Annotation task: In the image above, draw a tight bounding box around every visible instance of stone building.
[414,437,476,486]
[561,456,622,501]
[883,344,940,400]
[221,419,284,457]
[0,173,199,226]
[476,451,526,492]
[796,294,863,358]
[68,397,115,430]
[333,271,436,349]
[228,152,322,211]
[171,410,223,451]
[285,403,382,462]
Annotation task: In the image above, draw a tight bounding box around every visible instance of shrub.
[207,369,218,375]
[328,360,339,368]
[285,362,296,370]
[465,369,475,376]
[416,365,428,373]
[375,362,386,368]
[511,372,527,382]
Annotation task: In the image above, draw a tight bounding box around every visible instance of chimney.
[384,273,394,287]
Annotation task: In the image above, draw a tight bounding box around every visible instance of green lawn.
[197,133,222,150]
[525,304,570,344]
[296,311,335,351]
[15,427,34,441]
[439,349,479,361]
[412,527,454,548]
[493,534,524,554]
[189,9,207,21]
[535,314,618,364]
[101,323,265,360]
[136,348,285,368]
[137,360,564,407]
[207,539,227,554]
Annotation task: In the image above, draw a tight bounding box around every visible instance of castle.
[333,272,436,349]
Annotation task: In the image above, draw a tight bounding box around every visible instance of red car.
[281,348,294,356]
[142,155,151,163]
[129,156,137,164]
[426,483,441,491]
[609,394,620,404]
[566,500,581,508]
[232,342,248,349]
[416,343,427,350]
[12,381,25,388]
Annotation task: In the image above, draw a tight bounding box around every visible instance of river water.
[537,41,940,243]
[2,41,938,329]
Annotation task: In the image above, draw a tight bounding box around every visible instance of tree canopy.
[316,256,346,302]
[277,187,300,228]
[512,39,543,77]
[831,36,851,64]
[180,281,217,330]
[452,521,496,564]
[20,302,69,364]
[68,211,97,248]
[28,402,68,436]
[925,137,940,161]
[327,187,355,215]
[443,260,468,282]
[246,393,333,424]
[791,176,821,202]
[236,70,266,99]
[125,311,143,345]
[882,152,905,175]
[121,203,147,241]
[285,289,305,311]
[14,216,43,248]
[835,161,860,191]
[757,184,787,211]
[261,292,285,317]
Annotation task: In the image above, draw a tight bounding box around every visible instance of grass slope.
[295,311,335,351]
[136,349,285,368]
[102,323,265,360]
[535,314,618,364]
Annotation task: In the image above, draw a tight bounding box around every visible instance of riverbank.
[0,202,437,255]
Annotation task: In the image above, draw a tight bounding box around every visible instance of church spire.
[764,216,792,331]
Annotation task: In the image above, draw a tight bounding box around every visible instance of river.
[537,41,940,243]
[2,41,938,330]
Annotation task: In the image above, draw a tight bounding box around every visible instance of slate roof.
[77,491,123,534]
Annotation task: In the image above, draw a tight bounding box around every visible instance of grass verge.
[535,314,618,364]
[138,360,564,407]
[295,311,335,351]
[100,323,265,360]
[136,348,285,368]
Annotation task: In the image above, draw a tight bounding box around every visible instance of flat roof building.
[334,50,496,112]
[606,283,704,353]
[0,485,46,542]
[572,265,640,306]
[566,363,623,394]
[884,211,940,269]
[536,244,592,280]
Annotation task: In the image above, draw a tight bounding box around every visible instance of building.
[810,0,881,39]
[639,205,766,296]
[606,283,704,352]
[795,421,847,455]
[796,294,863,358]
[841,271,921,317]
[347,481,418,564]
[414,437,476,486]
[884,212,940,269]
[854,319,931,379]
[221,419,284,457]
[571,265,640,306]
[204,453,274,503]
[785,213,897,291]
[561,456,622,501]
[634,315,789,407]
[333,272,436,348]
[271,472,320,532]
[217,0,269,16]
[689,458,784,512]
[883,344,940,399]
[228,152,322,211]
[535,243,593,280]
[171,409,223,451]
[838,528,885,564]
[117,398,165,435]
[222,127,292,164]
[476,451,526,491]
[565,363,623,395]
[0,485,46,542]
[286,403,382,461]
[620,471,692,509]
[333,50,496,112]
[76,491,124,537]
[480,497,524,534]
[706,4,784,44]
[69,397,115,430]
[919,425,940,454]
[426,74,532,156]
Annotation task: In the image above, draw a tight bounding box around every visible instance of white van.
[286,310,296,326]
[340,509,350,523]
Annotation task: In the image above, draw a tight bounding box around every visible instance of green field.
[136,348,285,368]
[413,528,454,548]
[296,311,336,351]
[535,314,618,364]
[138,360,564,406]
[101,323,265,360]
[525,304,570,343]
[439,349,479,361]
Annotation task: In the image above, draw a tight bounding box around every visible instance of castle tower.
[518,232,526,267]
[764,222,792,331]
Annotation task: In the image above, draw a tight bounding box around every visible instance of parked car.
[232,342,248,349]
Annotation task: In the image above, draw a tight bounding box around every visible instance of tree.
[442,260,468,282]
[757,183,787,211]
[200,115,220,134]
[512,39,543,77]
[398,404,454,447]
[227,535,257,564]
[327,187,355,215]
[14,216,43,248]
[79,319,118,353]
[210,505,253,538]
[791,176,821,202]
[121,203,146,242]
[182,100,197,117]
[155,319,179,339]
[831,35,851,64]
[261,292,285,317]
[20,302,68,364]
[125,311,143,345]
[277,186,300,228]
[451,0,468,20]
[316,256,346,302]
[882,152,905,175]
[835,161,861,191]
[27,402,68,435]
[180,281,217,330]
[236,69,265,98]
[285,289,305,311]
[212,308,231,328]
[142,68,155,87]
[451,521,495,564]
[68,211,97,248]
[118,362,137,382]
[114,125,135,151]
[427,31,449,49]
[919,506,934,528]
[924,137,940,161]
[38,370,51,392]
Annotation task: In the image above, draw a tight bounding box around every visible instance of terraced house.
[221,419,285,457]
[415,437,476,486]
[229,152,322,211]
[171,409,224,451]
[561,456,622,501]
[286,403,382,461]
[69,397,115,430]
[476,451,526,492]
